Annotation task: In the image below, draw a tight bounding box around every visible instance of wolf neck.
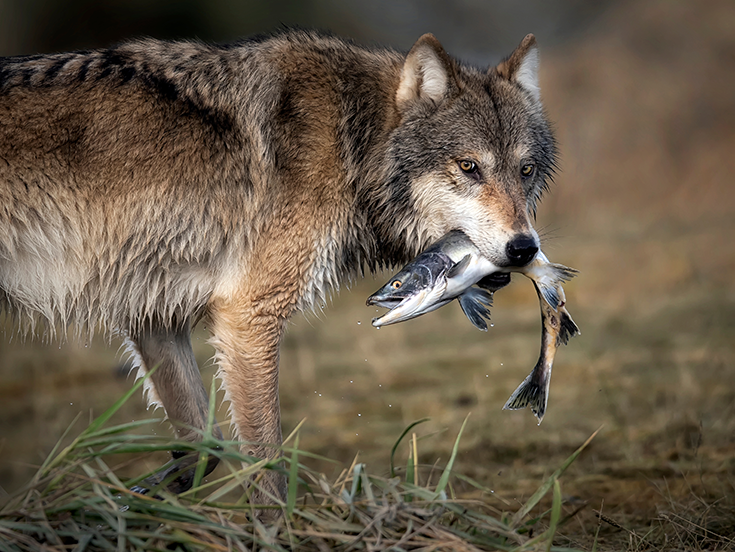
[260,33,421,275]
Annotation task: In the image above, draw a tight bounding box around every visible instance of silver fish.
[366,230,505,330]
[367,232,580,422]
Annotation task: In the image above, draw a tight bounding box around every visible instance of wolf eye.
[520,163,535,178]
[391,280,402,289]
[458,160,478,174]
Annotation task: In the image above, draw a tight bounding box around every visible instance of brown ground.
[1,1,734,550]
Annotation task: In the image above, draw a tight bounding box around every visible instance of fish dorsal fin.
[446,254,471,279]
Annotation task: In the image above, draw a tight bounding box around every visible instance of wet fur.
[0,29,556,502]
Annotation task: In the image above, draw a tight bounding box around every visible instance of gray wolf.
[0,29,557,502]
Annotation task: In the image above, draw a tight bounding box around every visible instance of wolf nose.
[506,235,538,267]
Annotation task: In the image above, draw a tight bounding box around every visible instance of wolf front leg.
[127,318,223,494]
[208,298,288,506]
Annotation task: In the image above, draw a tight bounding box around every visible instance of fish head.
[367,251,452,307]
[367,252,453,326]
[366,268,430,309]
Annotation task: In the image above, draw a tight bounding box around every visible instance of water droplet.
[379,384,382,387]
[490,323,494,327]
[389,404,392,407]
[70,402,73,405]
[358,413,361,417]
[500,363,503,366]
[350,380,353,383]
[486,374,489,377]
[318,393,322,397]
[357,321,361,325]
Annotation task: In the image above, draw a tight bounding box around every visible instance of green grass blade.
[390,417,429,478]
[286,432,299,519]
[360,468,375,505]
[511,427,600,528]
[41,366,157,477]
[346,463,363,505]
[282,418,307,446]
[545,480,562,552]
[77,418,163,440]
[434,413,469,499]
[405,451,414,498]
[191,375,220,493]
[84,364,159,436]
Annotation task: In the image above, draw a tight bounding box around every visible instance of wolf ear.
[397,34,457,109]
[495,34,541,103]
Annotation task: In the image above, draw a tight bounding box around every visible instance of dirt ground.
[1,1,734,550]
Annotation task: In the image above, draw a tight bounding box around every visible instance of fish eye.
[458,160,478,174]
[391,280,402,289]
[520,163,535,178]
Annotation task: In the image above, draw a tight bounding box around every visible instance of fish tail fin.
[458,287,493,331]
[557,310,581,346]
[503,364,550,424]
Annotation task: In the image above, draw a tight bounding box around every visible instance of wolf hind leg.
[127,318,223,494]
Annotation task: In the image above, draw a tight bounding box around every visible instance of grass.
[0,372,599,551]
[2,286,735,551]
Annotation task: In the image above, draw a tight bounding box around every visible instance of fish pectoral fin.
[525,260,578,309]
[548,262,579,283]
[556,310,581,345]
[535,282,561,310]
[446,254,471,279]
[458,287,493,331]
[503,366,549,424]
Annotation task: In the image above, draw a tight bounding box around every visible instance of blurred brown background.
[1,1,734,548]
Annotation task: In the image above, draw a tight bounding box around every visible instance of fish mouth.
[366,295,405,308]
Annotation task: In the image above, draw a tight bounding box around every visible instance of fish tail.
[557,310,581,346]
[458,287,493,331]
[503,363,550,424]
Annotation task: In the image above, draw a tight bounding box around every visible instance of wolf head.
[380,34,556,269]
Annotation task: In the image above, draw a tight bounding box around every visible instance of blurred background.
[1,0,734,547]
